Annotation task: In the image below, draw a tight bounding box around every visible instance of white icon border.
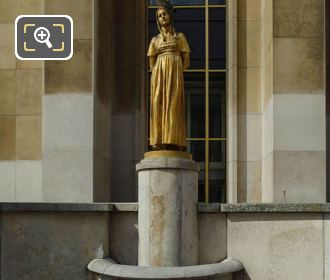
[15,15,73,61]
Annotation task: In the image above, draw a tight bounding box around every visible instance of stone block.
[181,171,198,265]
[274,151,326,203]
[0,70,15,115]
[0,162,15,202]
[94,98,111,159]
[43,94,93,151]
[198,213,227,264]
[261,152,273,203]
[17,0,42,15]
[16,59,43,70]
[237,114,262,162]
[149,169,182,266]
[45,40,92,94]
[261,0,273,54]
[237,67,261,114]
[274,0,324,38]
[237,161,261,203]
[93,153,111,202]
[16,161,42,202]
[0,24,15,69]
[274,38,324,94]
[1,212,110,280]
[227,66,237,115]
[261,43,273,109]
[43,150,93,202]
[111,161,136,202]
[110,212,138,265]
[227,160,237,203]
[325,214,330,280]
[228,213,323,280]
[137,158,198,267]
[237,20,261,68]
[0,0,17,23]
[237,0,261,20]
[45,0,92,39]
[111,115,135,162]
[16,116,41,160]
[16,69,42,115]
[274,94,325,152]
[227,113,237,163]
[0,116,16,160]
[138,170,150,266]
[261,96,273,159]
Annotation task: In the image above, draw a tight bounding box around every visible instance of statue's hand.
[182,53,190,70]
[149,56,156,71]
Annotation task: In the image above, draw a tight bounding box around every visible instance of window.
[148,0,227,202]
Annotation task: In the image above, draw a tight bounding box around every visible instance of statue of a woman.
[147,0,190,151]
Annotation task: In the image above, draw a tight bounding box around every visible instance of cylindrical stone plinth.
[136,156,199,267]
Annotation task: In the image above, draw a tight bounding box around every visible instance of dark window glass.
[187,141,205,202]
[209,0,226,4]
[148,9,159,41]
[209,72,226,138]
[148,8,205,69]
[209,141,226,202]
[150,0,205,5]
[185,73,205,138]
[209,8,226,69]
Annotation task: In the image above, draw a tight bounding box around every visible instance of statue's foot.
[178,146,187,152]
[163,144,178,151]
[151,144,162,150]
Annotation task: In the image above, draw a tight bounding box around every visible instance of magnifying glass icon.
[34,27,53,48]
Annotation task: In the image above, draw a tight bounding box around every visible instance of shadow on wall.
[326,0,330,202]
[94,0,147,203]
[234,270,251,280]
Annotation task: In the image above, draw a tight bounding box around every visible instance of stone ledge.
[199,203,330,213]
[0,203,113,212]
[136,157,199,172]
[2,203,330,213]
[88,258,243,279]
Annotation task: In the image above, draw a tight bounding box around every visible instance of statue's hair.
[156,0,177,41]
[157,0,173,16]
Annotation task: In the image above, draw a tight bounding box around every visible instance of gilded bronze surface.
[147,1,190,151]
[144,150,192,160]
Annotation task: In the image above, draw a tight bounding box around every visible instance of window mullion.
[205,0,210,203]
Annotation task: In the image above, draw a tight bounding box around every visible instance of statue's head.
[156,0,173,26]
[156,8,171,27]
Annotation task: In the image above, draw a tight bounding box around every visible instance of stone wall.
[235,0,326,203]
[1,204,329,280]
[273,0,326,202]
[237,0,263,202]
[0,0,43,202]
[0,0,94,202]
[227,0,238,203]
[43,0,94,202]
[0,209,110,280]
[94,0,147,202]
[228,213,325,279]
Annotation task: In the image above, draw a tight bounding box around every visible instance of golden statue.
[148,0,190,151]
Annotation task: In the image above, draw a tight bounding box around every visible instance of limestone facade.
[0,0,327,203]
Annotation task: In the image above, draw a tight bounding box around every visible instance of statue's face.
[157,8,171,26]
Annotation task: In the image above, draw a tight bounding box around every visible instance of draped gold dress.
[147,32,190,148]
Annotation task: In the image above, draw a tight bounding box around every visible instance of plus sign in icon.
[15,15,73,60]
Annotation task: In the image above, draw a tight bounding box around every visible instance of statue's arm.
[182,53,190,70]
[149,56,157,71]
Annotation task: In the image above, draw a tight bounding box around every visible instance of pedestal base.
[144,150,192,160]
[136,156,199,267]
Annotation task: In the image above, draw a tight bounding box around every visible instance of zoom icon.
[15,15,73,60]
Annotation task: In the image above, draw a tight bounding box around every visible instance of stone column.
[137,152,199,267]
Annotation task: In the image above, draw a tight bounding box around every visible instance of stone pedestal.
[136,154,199,267]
